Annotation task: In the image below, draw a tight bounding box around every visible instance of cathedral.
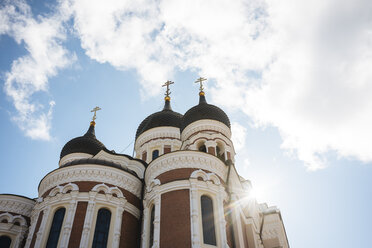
[0,79,289,248]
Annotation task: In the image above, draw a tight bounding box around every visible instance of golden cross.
[162,80,174,98]
[195,77,207,92]
[91,106,101,122]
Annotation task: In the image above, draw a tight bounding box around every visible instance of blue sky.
[1,0,372,247]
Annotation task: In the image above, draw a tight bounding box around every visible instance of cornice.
[135,126,181,150]
[0,195,35,217]
[181,120,231,141]
[145,151,227,185]
[39,164,142,198]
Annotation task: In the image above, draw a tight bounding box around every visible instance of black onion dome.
[60,122,106,159]
[181,93,231,131]
[136,99,183,139]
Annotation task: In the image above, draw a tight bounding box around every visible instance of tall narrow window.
[149,205,155,247]
[0,235,12,248]
[199,144,207,153]
[201,195,217,245]
[92,208,111,248]
[152,150,159,160]
[46,208,66,248]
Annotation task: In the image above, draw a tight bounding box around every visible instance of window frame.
[45,207,66,248]
[92,208,112,248]
[200,195,217,246]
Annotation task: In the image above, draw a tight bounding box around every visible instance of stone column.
[152,194,161,248]
[14,226,27,248]
[189,180,201,248]
[59,192,78,247]
[25,205,40,248]
[79,192,97,248]
[141,204,150,248]
[216,186,228,247]
[112,200,126,248]
[34,205,51,248]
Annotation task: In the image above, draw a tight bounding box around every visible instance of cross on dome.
[195,77,207,94]
[91,106,101,123]
[162,80,174,100]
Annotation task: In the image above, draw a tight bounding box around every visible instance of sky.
[1,0,372,247]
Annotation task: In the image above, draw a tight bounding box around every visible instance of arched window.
[152,150,159,160]
[46,208,66,248]
[92,208,111,248]
[0,235,11,248]
[201,195,217,245]
[198,144,207,153]
[149,205,155,247]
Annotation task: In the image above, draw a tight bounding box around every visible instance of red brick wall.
[30,210,43,248]
[156,168,225,185]
[160,190,191,248]
[208,146,216,155]
[68,201,88,247]
[119,212,140,248]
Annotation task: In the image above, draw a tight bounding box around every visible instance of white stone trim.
[145,151,227,186]
[181,120,231,141]
[91,183,124,198]
[49,183,79,197]
[0,195,35,217]
[135,127,181,150]
[0,213,27,226]
[94,150,146,179]
[59,153,93,167]
[39,164,142,198]
[190,170,221,185]
[0,220,28,248]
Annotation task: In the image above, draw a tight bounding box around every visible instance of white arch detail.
[190,169,221,185]
[91,183,124,198]
[48,183,79,196]
[0,212,27,226]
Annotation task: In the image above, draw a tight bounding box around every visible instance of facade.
[0,87,289,248]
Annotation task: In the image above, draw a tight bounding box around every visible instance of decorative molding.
[91,183,124,198]
[145,151,227,185]
[135,126,181,150]
[0,195,35,217]
[94,150,145,179]
[181,120,231,141]
[39,164,142,198]
[190,169,221,185]
[59,153,93,167]
[0,212,27,226]
[49,183,79,197]
[146,179,161,193]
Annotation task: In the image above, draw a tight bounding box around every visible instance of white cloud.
[2,0,372,169]
[1,0,75,140]
[231,122,247,152]
[66,0,372,169]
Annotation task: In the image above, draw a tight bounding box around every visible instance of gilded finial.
[162,80,174,100]
[195,77,207,95]
[90,106,101,125]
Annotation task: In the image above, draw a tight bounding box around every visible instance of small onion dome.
[60,121,106,159]
[136,98,183,139]
[181,92,231,131]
